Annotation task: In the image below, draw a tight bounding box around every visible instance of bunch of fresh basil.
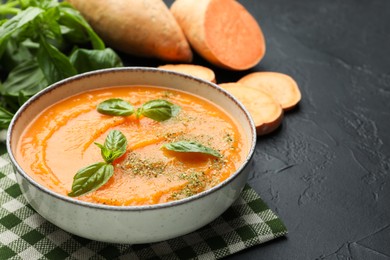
[0,0,123,129]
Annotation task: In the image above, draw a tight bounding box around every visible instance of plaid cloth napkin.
[0,154,287,260]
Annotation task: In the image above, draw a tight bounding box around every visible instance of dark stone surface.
[220,1,390,259]
[160,0,389,259]
[2,0,389,259]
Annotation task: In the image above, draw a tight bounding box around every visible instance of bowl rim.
[6,66,257,212]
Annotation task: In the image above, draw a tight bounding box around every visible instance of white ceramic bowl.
[7,67,256,244]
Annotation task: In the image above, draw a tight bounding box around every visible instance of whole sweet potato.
[68,0,193,62]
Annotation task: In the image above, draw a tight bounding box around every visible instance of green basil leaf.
[138,99,181,122]
[95,130,127,163]
[58,4,105,50]
[0,107,14,129]
[104,130,127,160]
[0,38,35,73]
[171,104,181,117]
[0,7,43,56]
[163,141,222,158]
[19,0,59,9]
[97,98,134,116]
[0,2,19,16]
[69,48,123,73]
[38,5,62,41]
[0,6,43,36]
[17,91,30,107]
[0,59,47,98]
[95,143,124,164]
[37,37,77,84]
[68,162,113,197]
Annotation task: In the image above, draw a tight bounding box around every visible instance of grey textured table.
[157,0,389,259]
[2,0,389,259]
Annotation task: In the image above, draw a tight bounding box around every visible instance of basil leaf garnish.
[68,162,114,197]
[171,103,181,117]
[94,130,127,163]
[138,99,181,122]
[163,141,222,158]
[69,130,127,197]
[97,98,134,116]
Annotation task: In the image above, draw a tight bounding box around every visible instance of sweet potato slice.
[219,82,283,135]
[68,0,192,62]
[238,72,301,111]
[170,0,265,70]
[158,64,216,83]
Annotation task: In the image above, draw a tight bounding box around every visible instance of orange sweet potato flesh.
[68,0,193,62]
[219,82,283,135]
[158,64,216,83]
[171,0,266,70]
[238,72,301,111]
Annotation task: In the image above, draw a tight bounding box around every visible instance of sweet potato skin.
[68,0,193,62]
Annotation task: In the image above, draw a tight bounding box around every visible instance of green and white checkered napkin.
[0,154,287,259]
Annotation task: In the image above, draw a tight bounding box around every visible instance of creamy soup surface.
[17,86,246,206]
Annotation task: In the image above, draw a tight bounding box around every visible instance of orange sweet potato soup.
[16,86,246,206]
